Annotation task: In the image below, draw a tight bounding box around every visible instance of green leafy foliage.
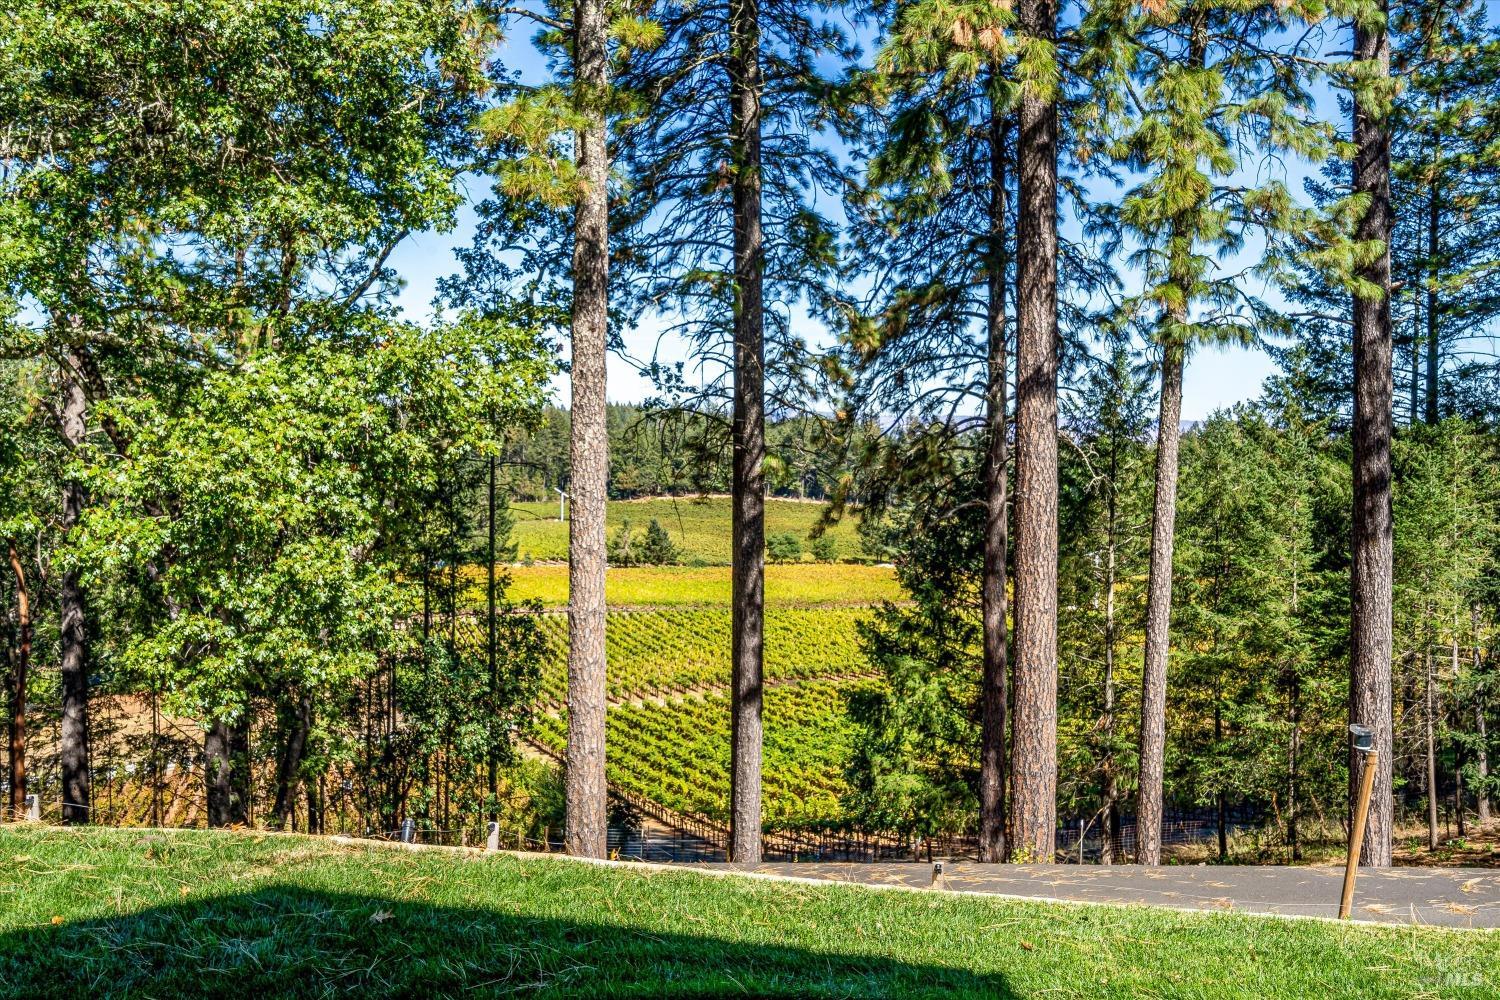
[767,533,804,564]
[77,318,548,725]
[606,518,680,566]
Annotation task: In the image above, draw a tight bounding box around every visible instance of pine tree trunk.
[1350,5,1396,868]
[1288,682,1302,860]
[1008,0,1060,864]
[564,0,611,860]
[727,0,766,864]
[1424,178,1439,424]
[7,541,29,821]
[1426,647,1439,850]
[1136,342,1184,865]
[978,97,1011,865]
[1215,694,1227,861]
[1101,554,1119,866]
[1409,308,1421,426]
[1453,637,1465,836]
[1100,447,1121,866]
[1477,700,1491,827]
[59,351,91,826]
[1476,616,1491,827]
[205,718,234,827]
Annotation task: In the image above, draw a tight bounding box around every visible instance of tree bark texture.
[978,99,1010,864]
[728,0,766,863]
[1008,0,1060,863]
[1424,177,1439,424]
[1350,6,1396,868]
[59,350,91,826]
[564,0,612,860]
[1476,622,1491,827]
[1100,525,1120,866]
[1136,343,1185,865]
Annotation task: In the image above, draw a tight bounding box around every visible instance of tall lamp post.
[1340,723,1379,919]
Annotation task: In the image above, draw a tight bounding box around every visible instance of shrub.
[810,534,837,563]
[767,532,802,563]
[639,519,680,565]
[608,519,639,566]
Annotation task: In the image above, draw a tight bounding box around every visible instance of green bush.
[810,534,838,563]
[639,519,680,565]
[608,518,640,566]
[767,532,802,563]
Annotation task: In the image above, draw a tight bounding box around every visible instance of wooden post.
[1340,740,1379,919]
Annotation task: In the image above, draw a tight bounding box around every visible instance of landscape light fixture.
[1349,724,1374,754]
[1339,724,1379,919]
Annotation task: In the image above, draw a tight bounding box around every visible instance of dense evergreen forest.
[2,0,1498,865]
[500,404,852,501]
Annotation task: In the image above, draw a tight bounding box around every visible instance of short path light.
[1339,724,1378,919]
[930,860,946,890]
[486,821,500,852]
[400,817,416,844]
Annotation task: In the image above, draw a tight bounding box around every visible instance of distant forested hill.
[500,404,863,502]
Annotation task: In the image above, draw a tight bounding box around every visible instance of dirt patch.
[1394,827,1500,868]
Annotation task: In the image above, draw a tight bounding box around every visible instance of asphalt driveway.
[700,861,1500,929]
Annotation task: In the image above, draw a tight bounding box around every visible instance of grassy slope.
[510,496,862,564]
[496,563,903,607]
[1,828,1492,1000]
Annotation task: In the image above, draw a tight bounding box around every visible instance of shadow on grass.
[0,885,1013,999]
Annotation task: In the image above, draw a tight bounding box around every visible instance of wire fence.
[342,805,1265,865]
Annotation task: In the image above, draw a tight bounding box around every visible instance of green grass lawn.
[510,495,863,564]
[495,563,903,607]
[2,827,1494,999]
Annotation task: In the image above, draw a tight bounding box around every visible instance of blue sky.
[387,11,1334,422]
[389,197,1279,421]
